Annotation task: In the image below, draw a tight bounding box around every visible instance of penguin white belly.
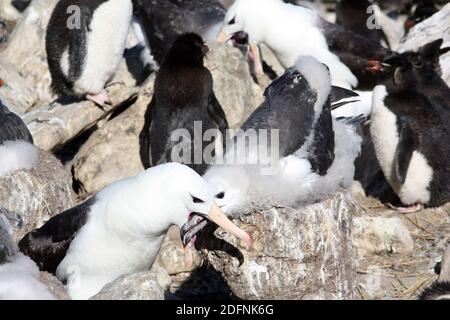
[74,0,133,95]
[56,215,164,300]
[399,151,433,205]
[370,85,400,191]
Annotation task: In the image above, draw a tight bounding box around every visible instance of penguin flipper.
[140,98,155,169]
[307,100,335,176]
[18,197,94,274]
[207,92,229,143]
[395,125,416,185]
[67,5,94,82]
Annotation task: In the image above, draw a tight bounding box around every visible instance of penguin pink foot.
[396,203,423,214]
[86,90,110,108]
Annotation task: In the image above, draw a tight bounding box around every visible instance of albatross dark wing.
[18,196,96,274]
[0,100,33,144]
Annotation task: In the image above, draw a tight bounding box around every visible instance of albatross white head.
[218,0,283,75]
[203,165,251,217]
[156,164,252,265]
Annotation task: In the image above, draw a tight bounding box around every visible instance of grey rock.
[353,216,414,256]
[199,191,357,300]
[69,79,151,194]
[205,42,260,128]
[0,0,59,112]
[38,272,71,300]
[24,83,139,152]
[0,148,73,242]
[91,270,165,300]
[439,245,450,282]
[155,226,202,276]
[0,60,40,114]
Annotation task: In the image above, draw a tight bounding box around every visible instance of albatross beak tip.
[208,202,253,250]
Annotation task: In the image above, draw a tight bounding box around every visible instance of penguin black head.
[163,33,209,67]
[404,0,439,34]
[377,39,450,93]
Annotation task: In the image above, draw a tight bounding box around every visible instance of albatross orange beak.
[207,203,252,249]
[249,42,264,76]
[183,202,252,267]
[217,28,229,43]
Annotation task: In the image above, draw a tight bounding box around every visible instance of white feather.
[224,0,358,88]
[73,0,133,95]
[370,85,400,190]
[205,120,361,216]
[131,17,159,71]
[399,151,433,205]
[294,56,332,117]
[56,163,216,300]
[371,86,434,205]
[0,254,54,300]
[0,141,38,177]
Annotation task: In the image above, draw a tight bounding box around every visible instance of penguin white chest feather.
[74,0,133,95]
[399,152,433,205]
[371,85,434,204]
[371,85,400,190]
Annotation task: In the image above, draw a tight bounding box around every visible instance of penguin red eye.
[191,196,205,204]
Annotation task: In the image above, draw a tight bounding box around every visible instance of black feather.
[133,0,225,65]
[419,281,450,300]
[0,100,33,145]
[140,33,228,175]
[46,0,108,97]
[18,197,95,274]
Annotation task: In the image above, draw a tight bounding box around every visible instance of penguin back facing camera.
[140,33,228,175]
[46,0,133,106]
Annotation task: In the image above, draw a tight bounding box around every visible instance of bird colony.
[0,0,449,300]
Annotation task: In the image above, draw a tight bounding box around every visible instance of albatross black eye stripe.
[228,17,236,25]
